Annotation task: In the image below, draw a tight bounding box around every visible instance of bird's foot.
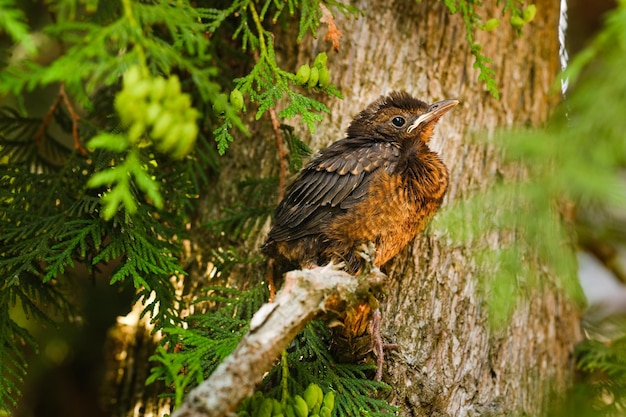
[358,242,376,263]
[357,242,379,274]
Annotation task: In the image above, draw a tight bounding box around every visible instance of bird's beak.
[407,99,459,133]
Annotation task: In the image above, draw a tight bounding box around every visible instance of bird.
[262,91,458,376]
[263,91,458,275]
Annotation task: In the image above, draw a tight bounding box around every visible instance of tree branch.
[171,264,384,417]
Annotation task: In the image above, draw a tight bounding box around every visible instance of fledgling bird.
[263,91,458,275]
[263,91,458,377]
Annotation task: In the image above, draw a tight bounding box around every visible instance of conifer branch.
[172,265,386,417]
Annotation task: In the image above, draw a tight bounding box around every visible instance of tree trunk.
[292,0,582,415]
[106,0,583,415]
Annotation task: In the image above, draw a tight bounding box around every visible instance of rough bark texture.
[291,0,582,415]
[105,0,583,416]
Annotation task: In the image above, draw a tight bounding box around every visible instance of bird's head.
[347,91,458,144]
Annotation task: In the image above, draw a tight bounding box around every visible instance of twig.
[34,83,87,155]
[34,92,63,146]
[59,83,87,155]
[171,265,384,417]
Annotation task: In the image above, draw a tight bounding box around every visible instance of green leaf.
[132,163,164,210]
[88,133,130,153]
[87,167,124,189]
[0,0,34,52]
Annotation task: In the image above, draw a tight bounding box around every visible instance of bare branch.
[172,264,366,417]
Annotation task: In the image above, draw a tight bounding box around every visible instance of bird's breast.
[325,160,448,266]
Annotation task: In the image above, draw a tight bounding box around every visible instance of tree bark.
[106,0,583,416]
[290,0,582,415]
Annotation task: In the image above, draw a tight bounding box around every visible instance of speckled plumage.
[263,91,458,274]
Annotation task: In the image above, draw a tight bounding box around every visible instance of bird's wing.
[268,138,400,241]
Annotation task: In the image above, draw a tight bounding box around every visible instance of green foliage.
[147,284,269,408]
[553,6,626,414]
[0,110,195,409]
[203,126,311,243]
[282,123,313,173]
[0,1,225,409]
[573,338,626,415]
[148,282,394,415]
[442,0,499,98]
[240,379,336,417]
[265,322,396,417]
[204,176,279,242]
[434,176,582,327]
[0,0,33,52]
[441,0,537,99]
[0,300,34,410]
[205,0,349,153]
[202,120,311,249]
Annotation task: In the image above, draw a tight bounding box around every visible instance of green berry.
[129,79,151,100]
[123,66,142,88]
[303,384,320,410]
[258,398,274,417]
[157,124,182,154]
[179,121,198,146]
[114,91,133,125]
[150,77,167,102]
[284,404,296,417]
[483,18,500,32]
[523,4,536,22]
[151,112,173,140]
[230,89,245,112]
[171,122,198,159]
[313,52,327,68]
[128,122,145,143]
[166,94,191,111]
[183,107,199,123]
[317,67,331,88]
[292,396,308,417]
[271,399,282,416]
[321,392,334,411]
[145,102,162,125]
[510,15,525,29]
[295,64,311,85]
[306,66,319,88]
[166,75,182,97]
[213,93,228,113]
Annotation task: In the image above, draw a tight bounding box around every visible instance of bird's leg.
[369,309,385,381]
[369,309,400,381]
[265,258,277,302]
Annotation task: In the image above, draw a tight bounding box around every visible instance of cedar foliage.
[0,0,624,416]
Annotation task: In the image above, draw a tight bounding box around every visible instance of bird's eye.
[391,116,406,127]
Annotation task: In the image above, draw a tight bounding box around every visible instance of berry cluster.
[240,383,335,417]
[115,66,199,159]
[294,53,331,89]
